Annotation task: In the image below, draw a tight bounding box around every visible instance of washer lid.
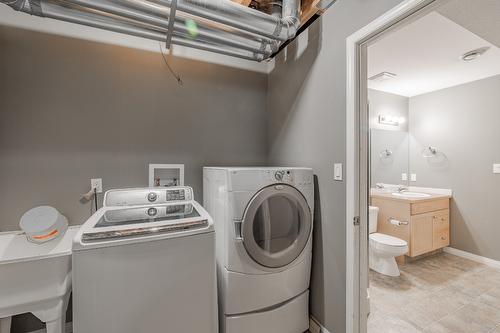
[81,203,208,243]
[370,233,407,247]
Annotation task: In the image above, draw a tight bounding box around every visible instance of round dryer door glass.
[242,184,312,268]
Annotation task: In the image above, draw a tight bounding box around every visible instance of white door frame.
[345,0,447,332]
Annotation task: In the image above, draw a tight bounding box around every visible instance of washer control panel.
[166,189,188,202]
[104,186,193,207]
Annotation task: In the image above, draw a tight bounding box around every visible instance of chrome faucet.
[396,185,408,193]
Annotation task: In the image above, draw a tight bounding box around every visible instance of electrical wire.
[94,188,98,213]
[159,43,183,86]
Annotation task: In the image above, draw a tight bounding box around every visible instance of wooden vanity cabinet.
[372,196,450,258]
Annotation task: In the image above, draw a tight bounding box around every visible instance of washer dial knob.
[147,192,158,202]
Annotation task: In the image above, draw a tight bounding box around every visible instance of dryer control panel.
[272,170,292,182]
[269,169,313,186]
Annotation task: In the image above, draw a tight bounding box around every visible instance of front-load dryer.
[203,167,314,333]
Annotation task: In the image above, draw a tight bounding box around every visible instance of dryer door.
[241,184,312,268]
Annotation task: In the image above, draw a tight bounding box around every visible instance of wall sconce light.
[379,115,405,126]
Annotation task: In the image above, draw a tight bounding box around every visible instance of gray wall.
[267,0,404,332]
[369,89,409,186]
[409,74,500,261]
[0,26,267,333]
[0,26,268,231]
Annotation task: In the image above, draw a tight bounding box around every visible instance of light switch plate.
[334,163,343,181]
[410,174,417,182]
[402,173,408,181]
[494,164,500,174]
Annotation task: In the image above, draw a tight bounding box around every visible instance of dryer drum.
[241,184,312,268]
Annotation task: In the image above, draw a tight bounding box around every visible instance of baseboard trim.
[444,247,500,269]
[310,316,332,333]
[28,322,73,333]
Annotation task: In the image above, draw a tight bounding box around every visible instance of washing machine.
[72,187,218,333]
[203,167,314,333]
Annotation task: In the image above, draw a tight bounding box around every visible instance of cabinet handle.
[441,236,446,240]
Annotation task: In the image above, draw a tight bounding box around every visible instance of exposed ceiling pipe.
[0,0,302,61]
[63,0,276,55]
[154,0,300,40]
[50,2,265,61]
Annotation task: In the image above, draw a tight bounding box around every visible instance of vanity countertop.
[371,191,452,203]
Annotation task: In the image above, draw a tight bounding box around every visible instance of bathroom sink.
[392,192,431,198]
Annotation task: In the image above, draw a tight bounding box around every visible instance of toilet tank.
[369,206,379,234]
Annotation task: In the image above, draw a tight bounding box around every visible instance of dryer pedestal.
[225,291,309,333]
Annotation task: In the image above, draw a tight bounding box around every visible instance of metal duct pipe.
[154,0,299,41]
[20,1,263,61]
[282,0,300,36]
[62,0,275,55]
[0,0,301,61]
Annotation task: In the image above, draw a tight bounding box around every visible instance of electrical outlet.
[410,174,417,182]
[91,178,103,193]
[402,173,408,181]
[493,164,500,174]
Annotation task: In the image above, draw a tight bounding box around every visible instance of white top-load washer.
[203,167,314,333]
[72,187,218,333]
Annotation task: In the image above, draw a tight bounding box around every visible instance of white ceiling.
[368,11,500,97]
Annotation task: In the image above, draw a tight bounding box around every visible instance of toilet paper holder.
[388,217,409,226]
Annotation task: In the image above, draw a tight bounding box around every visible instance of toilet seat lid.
[370,233,407,247]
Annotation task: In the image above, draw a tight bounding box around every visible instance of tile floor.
[368,253,500,333]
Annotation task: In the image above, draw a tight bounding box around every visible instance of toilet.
[369,206,408,277]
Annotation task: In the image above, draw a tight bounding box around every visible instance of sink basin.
[0,226,79,333]
[392,192,431,198]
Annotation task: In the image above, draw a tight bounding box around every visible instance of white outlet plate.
[91,178,103,193]
[494,164,500,174]
[411,174,417,182]
[402,173,408,181]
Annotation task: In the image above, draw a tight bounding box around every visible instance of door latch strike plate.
[353,216,360,226]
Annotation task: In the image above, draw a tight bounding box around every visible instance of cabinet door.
[410,213,434,256]
[433,210,450,250]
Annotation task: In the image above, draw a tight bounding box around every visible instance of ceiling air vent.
[369,71,397,82]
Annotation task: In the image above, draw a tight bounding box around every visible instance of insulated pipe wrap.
[2,0,43,15]
[1,0,302,61]
[1,0,27,11]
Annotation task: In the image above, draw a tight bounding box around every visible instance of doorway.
[347,0,500,332]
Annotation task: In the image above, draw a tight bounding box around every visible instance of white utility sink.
[0,226,79,333]
[392,192,431,198]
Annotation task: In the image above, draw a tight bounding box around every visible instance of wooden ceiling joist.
[230,0,324,25]
[232,0,253,6]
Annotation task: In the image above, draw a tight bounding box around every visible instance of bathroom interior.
[366,2,500,332]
